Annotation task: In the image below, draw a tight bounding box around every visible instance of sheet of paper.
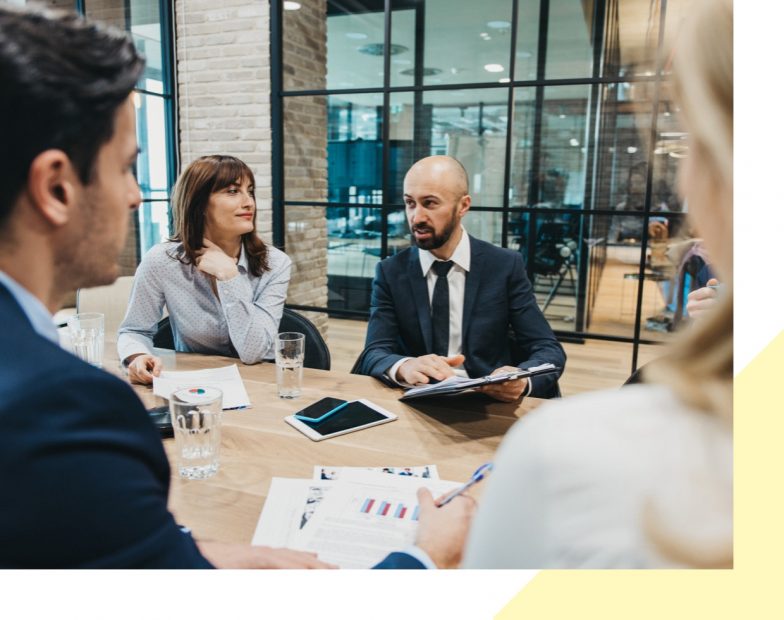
[312,465,440,481]
[251,478,336,549]
[297,471,459,568]
[152,364,251,410]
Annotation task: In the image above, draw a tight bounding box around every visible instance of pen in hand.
[436,462,493,507]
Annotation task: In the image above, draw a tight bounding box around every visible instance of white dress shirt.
[0,270,59,344]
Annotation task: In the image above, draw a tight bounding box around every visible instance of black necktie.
[431,260,454,357]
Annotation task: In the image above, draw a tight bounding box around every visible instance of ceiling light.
[283,1,301,10]
[559,114,566,119]
[569,138,579,147]
[345,32,367,40]
[484,63,504,73]
[487,20,511,29]
[498,77,510,83]
[627,146,638,154]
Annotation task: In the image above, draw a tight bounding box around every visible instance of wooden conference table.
[107,346,543,545]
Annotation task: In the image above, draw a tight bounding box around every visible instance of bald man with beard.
[356,156,565,401]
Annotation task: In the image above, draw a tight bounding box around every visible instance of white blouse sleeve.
[216,251,292,364]
[116,248,168,363]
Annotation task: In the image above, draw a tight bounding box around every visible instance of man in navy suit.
[0,5,471,569]
[358,156,566,401]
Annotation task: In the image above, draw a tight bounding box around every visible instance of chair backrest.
[153,316,175,350]
[280,308,331,370]
[76,276,134,339]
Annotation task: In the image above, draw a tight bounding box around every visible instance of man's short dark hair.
[0,5,145,226]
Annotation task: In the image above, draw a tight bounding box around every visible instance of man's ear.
[26,150,79,227]
[458,194,471,217]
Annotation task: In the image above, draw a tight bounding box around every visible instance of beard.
[410,210,460,251]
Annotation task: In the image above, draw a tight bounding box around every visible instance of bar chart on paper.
[359,497,420,521]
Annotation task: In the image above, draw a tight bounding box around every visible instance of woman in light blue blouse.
[118,155,291,384]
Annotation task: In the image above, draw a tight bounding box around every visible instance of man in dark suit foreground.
[358,156,566,401]
[0,5,472,569]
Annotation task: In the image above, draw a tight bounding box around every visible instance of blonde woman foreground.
[460,0,732,568]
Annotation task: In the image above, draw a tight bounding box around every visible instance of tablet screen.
[299,401,388,436]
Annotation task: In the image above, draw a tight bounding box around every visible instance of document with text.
[152,364,250,410]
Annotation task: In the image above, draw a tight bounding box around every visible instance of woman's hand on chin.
[195,238,239,281]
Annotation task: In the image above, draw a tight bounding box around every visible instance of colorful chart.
[360,497,419,521]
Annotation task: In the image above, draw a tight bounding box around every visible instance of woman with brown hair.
[118,155,291,384]
[457,0,733,568]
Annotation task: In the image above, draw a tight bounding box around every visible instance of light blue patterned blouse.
[117,241,291,364]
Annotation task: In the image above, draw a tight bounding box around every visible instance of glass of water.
[170,387,223,480]
[276,332,305,399]
[67,312,104,368]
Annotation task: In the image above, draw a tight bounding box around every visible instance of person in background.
[118,155,291,384]
[357,155,565,401]
[459,0,733,568]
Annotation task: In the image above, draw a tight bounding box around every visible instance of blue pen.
[436,462,494,507]
[294,400,350,424]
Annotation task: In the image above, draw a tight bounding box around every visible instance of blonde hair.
[643,0,733,566]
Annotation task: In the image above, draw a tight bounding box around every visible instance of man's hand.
[415,488,476,569]
[476,365,528,402]
[197,541,337,569]
[648,220,668,239]
[195,238,239,281]
[686,278,719,319]
[396,354,465,385]
[125,353,163,385]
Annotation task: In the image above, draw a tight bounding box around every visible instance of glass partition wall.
[273,0,695,372]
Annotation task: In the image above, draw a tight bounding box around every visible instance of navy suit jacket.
[358,236,566,398]
[0,283,211,568]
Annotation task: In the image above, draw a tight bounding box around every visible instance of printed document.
[152,364,250,410]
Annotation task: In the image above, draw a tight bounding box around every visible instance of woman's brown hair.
[170,155,270,276]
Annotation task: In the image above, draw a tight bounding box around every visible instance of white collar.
[418,227,471,277]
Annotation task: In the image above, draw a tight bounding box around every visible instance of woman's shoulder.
[265,244,292,268]
[503,384,727,467]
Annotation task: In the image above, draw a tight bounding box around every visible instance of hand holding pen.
[436,462,493,507]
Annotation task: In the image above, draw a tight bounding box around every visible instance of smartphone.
[285,399,397,442]
[293,397,347,422]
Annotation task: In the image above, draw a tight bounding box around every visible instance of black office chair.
[153,317,174,350]
[279,308,331,370]
[152,309,331,371]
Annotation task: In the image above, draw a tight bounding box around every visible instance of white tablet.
[284,398,397,442]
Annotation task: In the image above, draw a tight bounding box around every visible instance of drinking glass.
[170,387,223,480]
[67,312,104,368]
[276,332,305,398]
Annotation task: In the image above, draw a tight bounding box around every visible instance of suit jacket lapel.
[407,248,432,351]
[462,235,482,343]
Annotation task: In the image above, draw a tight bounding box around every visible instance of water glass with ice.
[276,332,305,399]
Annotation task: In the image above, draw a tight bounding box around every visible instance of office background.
[22,0,694,375]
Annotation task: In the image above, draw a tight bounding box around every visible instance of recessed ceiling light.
[484,63,504,73]
[559,114,566,119]
[487,20,511,29]
[570,138,579,147]
[498,77,510,83]
[283,1,301,10]
[345,32,368,40]
[627,146,638,154]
